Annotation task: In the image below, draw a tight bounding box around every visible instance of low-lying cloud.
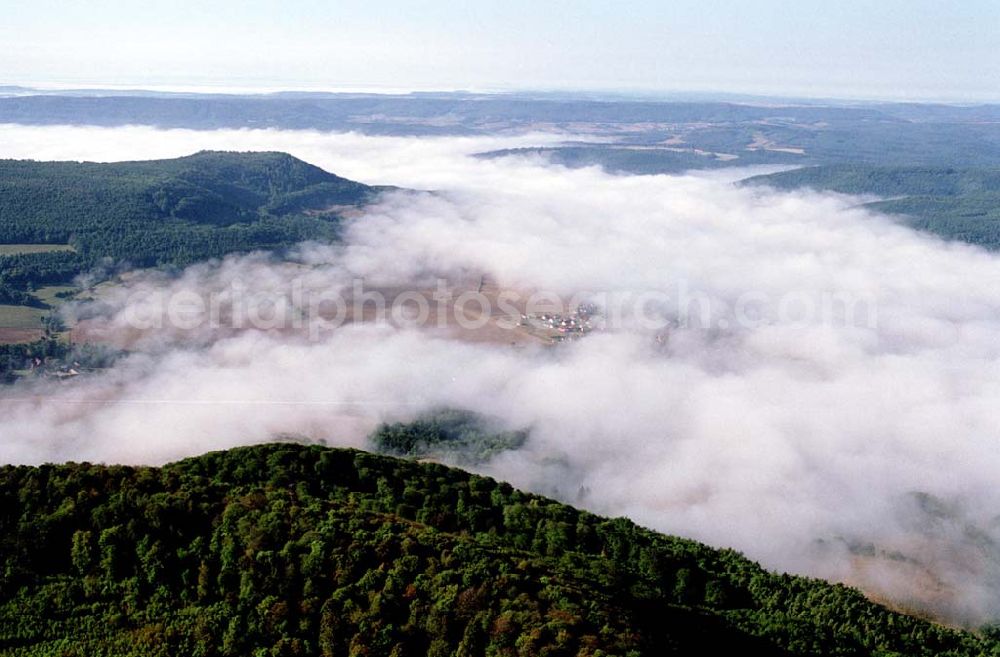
[2,124,1000,625]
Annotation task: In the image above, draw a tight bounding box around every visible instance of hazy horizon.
[3,80,998,107]
[2,0,997,103]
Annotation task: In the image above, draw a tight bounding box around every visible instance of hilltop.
[0,151,382,344]
[0,151,379,291]
[0,442,996,656]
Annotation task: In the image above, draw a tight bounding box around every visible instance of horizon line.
[2,81,998,107]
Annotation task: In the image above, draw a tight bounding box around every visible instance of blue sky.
[1,0,997,100]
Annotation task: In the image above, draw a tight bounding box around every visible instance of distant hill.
[478,145,803,174]
[0,151,380,291]
[742,165,1000,249]
[0,442,995,656]
[3,94,999,166]
[0,94,895,132]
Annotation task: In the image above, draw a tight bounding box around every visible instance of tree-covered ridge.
[0,151,379,289]
[0,443,995,656]
[742,165,1000,199]
[742,165,1000,249]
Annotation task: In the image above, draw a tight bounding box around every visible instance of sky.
[1,0,997,101]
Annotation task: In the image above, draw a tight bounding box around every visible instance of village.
[519,302,600,343]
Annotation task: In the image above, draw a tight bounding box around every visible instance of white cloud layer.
[1,125,1000,624]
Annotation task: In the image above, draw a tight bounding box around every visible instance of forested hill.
[0,152,379,289]
[1,443,996,656]
[742,165,1000,249]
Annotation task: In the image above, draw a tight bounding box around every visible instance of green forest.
[742,165,1000,249]
[370,410,528,465]
[0,442,996,656]
[0,151,379,306]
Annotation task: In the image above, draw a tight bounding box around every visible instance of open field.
[0,328,44,344]
[0,304,46,330]
[0,243,75,255]
[33,284,77,307]
[0,287,77,344]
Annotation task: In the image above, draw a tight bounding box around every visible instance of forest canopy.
[0,151,380,294]
[0,442,996,656]
[742,165,1000,249]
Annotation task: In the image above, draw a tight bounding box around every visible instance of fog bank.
[1,124,1000,624]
